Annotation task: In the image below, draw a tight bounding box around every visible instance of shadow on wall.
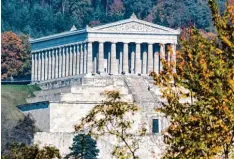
[2,114,39,155]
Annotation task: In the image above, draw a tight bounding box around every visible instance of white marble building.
[17,14,180,158]
[30,13,179,83]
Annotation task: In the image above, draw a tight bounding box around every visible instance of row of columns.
[93,42,176,75]
[32,42,92,82]
[32,41,176,82]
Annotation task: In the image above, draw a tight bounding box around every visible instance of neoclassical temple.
[30,14,179,82]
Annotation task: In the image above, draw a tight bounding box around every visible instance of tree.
[68,0,93,29]
[151,0,234,158]
[1,32,25,79]
[109,0,125,20]
[123,0,153,19]
[65,134,99,159]
[2,143,61,159]
[75,91,147,159]
[18,34,32,78]
[1,32,32,80]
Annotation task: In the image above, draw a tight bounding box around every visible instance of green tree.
[151,0,234,158]
[75,91,147,159]
[65,134,99,159]
[18,34,32,78]
[123,0,153,19]
[68,0,93,29]
[2,143,61,159]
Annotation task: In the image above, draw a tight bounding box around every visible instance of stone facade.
[18,76,171,158]
[30,14,179,83]
[16,14,181,158]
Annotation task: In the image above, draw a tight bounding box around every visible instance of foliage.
[2,143,61,159]
[109,0,125,21]
[1,32,25,79]
[65,134,99,159]
[18,34,32,78]
[151,0,234,158]
[1,32,31,79]
[1,0,227,38]
[68,0,93,29]
[75,90,147,159]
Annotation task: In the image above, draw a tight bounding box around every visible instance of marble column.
[38,52,42,81]
[98,42,104,73]
[119,51,123,74]
[116,59,119,74]
[44,50,48,80]
[80,44,84,74]
[142,51,147,74]
[48,50,52,80]
[65,46,69,77]
[35,53,38,81]
[131,51,135,74]
[135,43,141,74]
[76,44,80,75]
[123,43,128,74]
[31,53,35,82]
[69,46,73,76]
[42,51,46,81]
[93,57,97,73]
[52,49,56,79]
[54,49,57,79]
[108,52,111,74]
[72,45,77,75]
[148,43,153,74]
[62,47,66,77]
[87,42,93,74]
[110,42,117,74]
[154,52,159,74]
[59,47,62,78]
[83,43,87,74]
[56,48,60,78]
[160,44,165,72]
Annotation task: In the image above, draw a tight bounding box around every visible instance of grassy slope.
[1,85,40,153]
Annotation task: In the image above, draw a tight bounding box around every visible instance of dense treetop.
[2,0,226,38]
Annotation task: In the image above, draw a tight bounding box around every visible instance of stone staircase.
[124,76,161,112]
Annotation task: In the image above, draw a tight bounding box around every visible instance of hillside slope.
[1,85,40,153]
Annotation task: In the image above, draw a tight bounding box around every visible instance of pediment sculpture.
[96,21,168,33]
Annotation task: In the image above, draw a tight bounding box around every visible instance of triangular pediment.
[89,18,180,34]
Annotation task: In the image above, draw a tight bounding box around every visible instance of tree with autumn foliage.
[151,0,234,158]
[75,90,147,159]
[1,31,31,80]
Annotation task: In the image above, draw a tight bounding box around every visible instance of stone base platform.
[17,75,169,158]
